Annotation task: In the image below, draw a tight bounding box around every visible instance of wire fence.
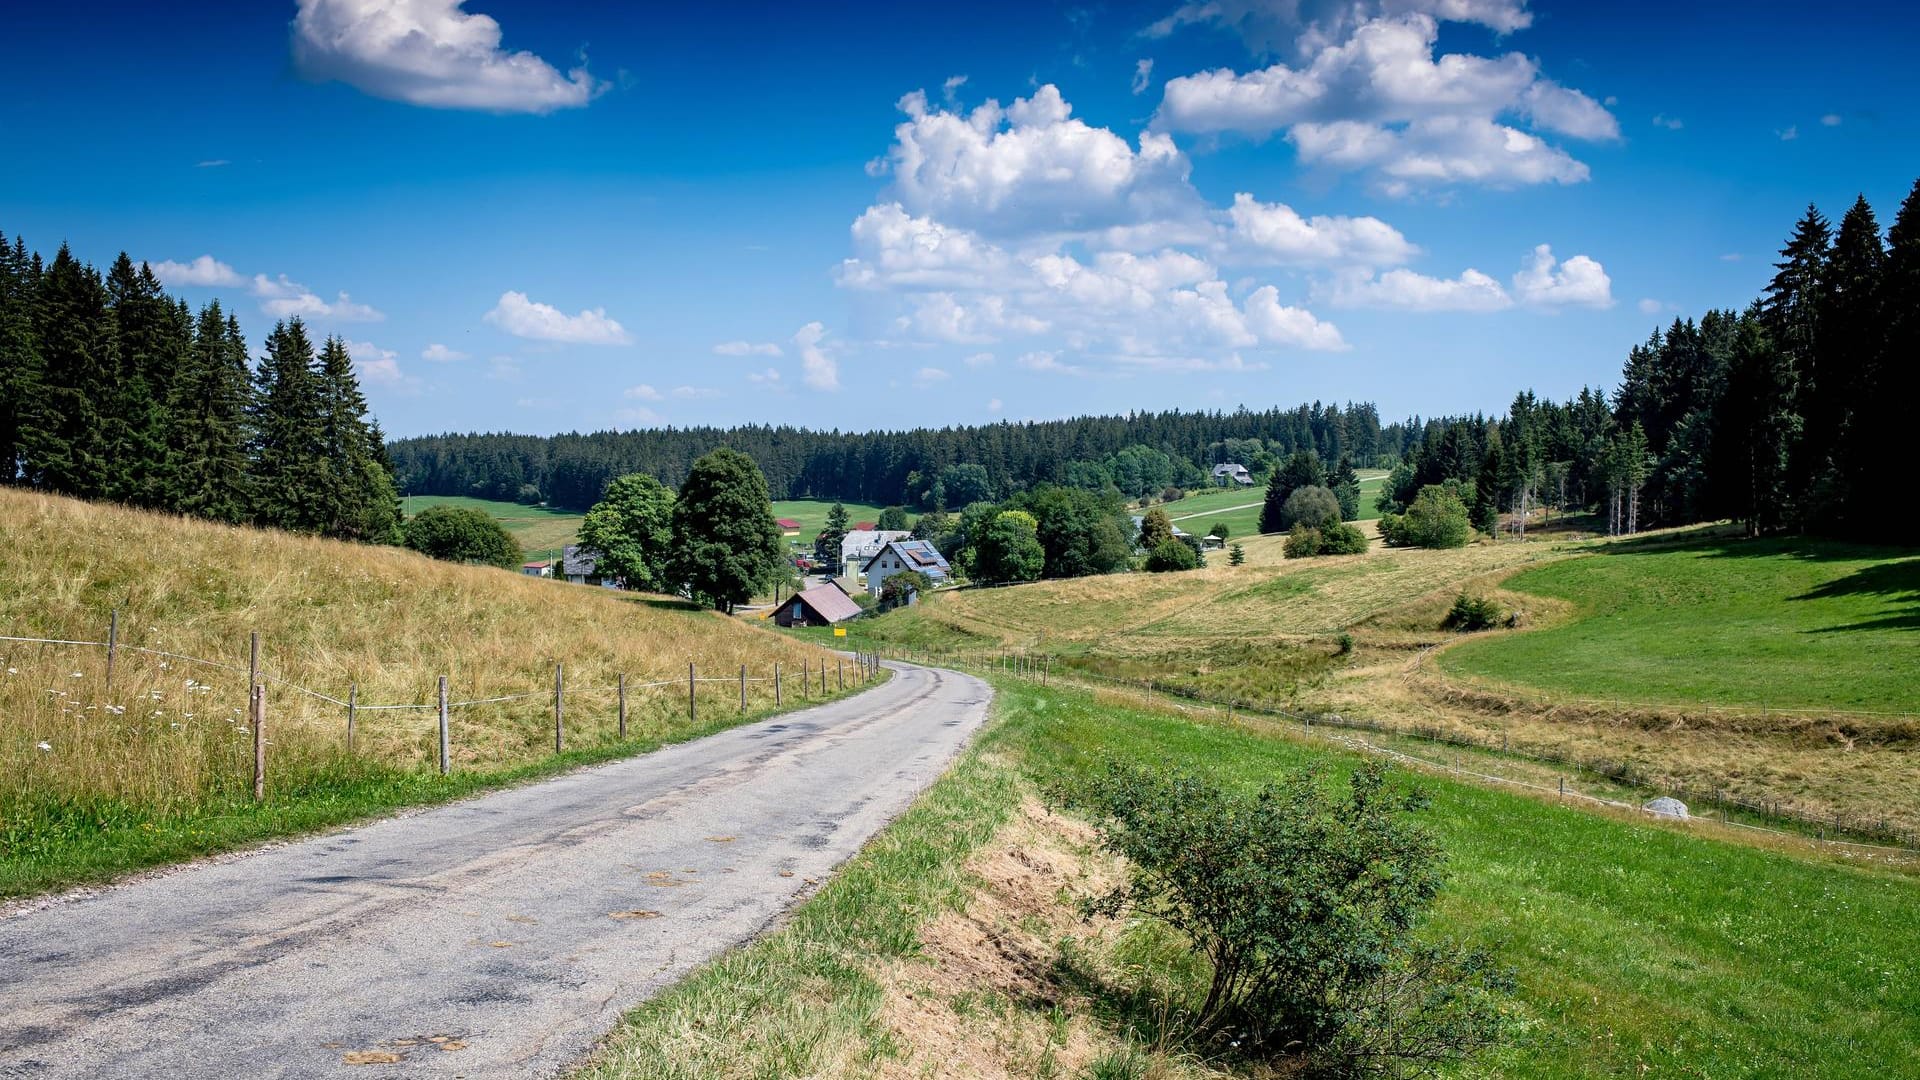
[2,611,885,801]
[873,644,1920,857]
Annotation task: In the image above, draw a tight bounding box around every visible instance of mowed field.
[830,525,1920,835]
[0,489,865,897]
[1157,469,1388,539]
[1441,535,1920,713]
[769,498,890,547]
[400,494,585,557]
[587,676,1920,1080]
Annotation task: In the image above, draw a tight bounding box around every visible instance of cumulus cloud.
[672,385,721,399]
[794,322,839,391]
[712,340,784,357]
[290,0,603,114]
[1228,193,1416,264]
[745,367,782,385]
[1326,266,1512,311]
[345,339,418,391]
[1143,0,1533,53]
[1511,244,1612,308]
[421,342,467,362]
[913,366,951,387]
[1777,125,1799,141]
[1132,58,1155,95]
[1651,113,1684,131]
[151,255,243,288]
[987,397,1004,412]
[483,291,632,344]
[252,274,384,321]
[1820,113,1842,127]
[624,384,663,401]
[1153,12,1611,193]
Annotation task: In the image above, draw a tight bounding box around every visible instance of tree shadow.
[1592,528,1920,565]
[1792,559,1920,633]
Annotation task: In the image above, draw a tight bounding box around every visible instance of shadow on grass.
[1794,559,1920,633]
[1592,528,1920,565]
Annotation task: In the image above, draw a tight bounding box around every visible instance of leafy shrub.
[1443,592,1505,632]
[877,569,931,612]
[1286,518,1368,559]
[1280,485,1342,530]
[1209,521,1230,540]
[1284,524,1324,559]
[1380,483,1470,549]
[401,505,522,569]
[1145,538,1199,572]
[1335,632,1355,656]
[1160,486,1186,503]
[1067,762,1511,1075]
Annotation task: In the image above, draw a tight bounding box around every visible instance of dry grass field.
[0,488,862,894]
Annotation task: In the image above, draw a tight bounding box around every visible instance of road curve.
[0,662,990,1079]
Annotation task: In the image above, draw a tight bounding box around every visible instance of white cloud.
[615,406,663,426]
[290,0,603,114]
[1651,113,1683,131]
[874,83,1200,237]
[942,74,968,105]
[913,366,951,388]
[196,159,230,168]
[746,367,782,385]
[485,355,521,381]
[1243,286,1348,348]
[421,342,467,362]
[1821,113,1842,127]
[964,352,996,368]
[794,322,839,391]
[1132,58,1154,95]
[987,397,1004,412]
[672,385,720,399]
[1327,266,1512,311]
[1777,125,1799,142]
[624,384,663,401]
[1142,0,1533,52]
[252,274,384,321]
[1153,12,1612,193]
[1719,253,1743,262]
[1228,193,1416,265]
[483,290,631,345]
[346,339,418,392]
[1637,298,1669,316]
[1019,350,1086,375]
[712,340,784,357]
[151,255,243,288]
[1511,244,1613,309]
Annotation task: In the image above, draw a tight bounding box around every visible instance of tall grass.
[0,489,862,896]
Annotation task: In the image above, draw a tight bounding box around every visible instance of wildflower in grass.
[5,667,16,675]
[70,671,83,678]
[36,741,51,751]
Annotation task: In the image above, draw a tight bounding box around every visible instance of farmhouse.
[521,560,552,578]
[1212,462,1254,486]
[838,528,911,578]
[776,517,802,536]
[562,545,618,588]
[863,540,950,604]
[774,582,863,627]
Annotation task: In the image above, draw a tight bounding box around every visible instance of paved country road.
[0,662,991,1079]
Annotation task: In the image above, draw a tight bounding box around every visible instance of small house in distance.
[1212,463,1254,486]
[521,560,552,578]
[774,582,863,627]
[863,539,950,604]
[776,517,802,537]
[838,528,912,579]
[562,545,617,588]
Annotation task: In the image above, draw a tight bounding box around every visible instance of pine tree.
[164,303,255,522]
[1760,205,1828,518]
[1712,316,1800,537]
[1471,436,1504,536]
[1329,453,1361,521]
[1228,543,1246,566]
[816,501,850,567]
[1259,450,1325,534]
[0,233,42,483]
[1815,195,1886,532]
[20,245,116,498]
[313,336,399,541]
[249,319,330,532]
[1869,180,1920,538]
[103,255,180,507]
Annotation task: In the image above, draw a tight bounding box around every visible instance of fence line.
[875,645,1920,855]
[3,613,886,801]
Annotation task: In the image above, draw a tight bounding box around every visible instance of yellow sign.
[834,627,847,638]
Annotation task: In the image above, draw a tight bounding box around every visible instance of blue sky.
[3,1,1914,438]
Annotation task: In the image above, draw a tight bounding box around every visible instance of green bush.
[877,569,931,612]
[1286,518,1368,559]
[1380,483,1470,549]
[401,505,522,569]
[1144,538,1199,572]
[1280,485,1342,530]
[1443,592,1506,632]
[1209,522,1231,540]
[1067,762,1510,1075]
[1284,524,1323,559]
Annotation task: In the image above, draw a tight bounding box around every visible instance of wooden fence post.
[437,675,450,776]
[618,674,627,739]
[248,630,260,695]
[251,682,266,803]
[802,659,810,698]
[105,608,118,692]
[554,663,565,753]
[837,658,844,691]
[346,683,357,753]
[740,664,747,711]
[688,662,697,721]
[775,661,782,706]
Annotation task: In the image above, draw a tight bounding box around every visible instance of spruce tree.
[1471,436,1504,536]
[0,233,42,483]
[103,255,180,507]
[20,245,115,498]
[815,501,850,567]
[1816,195,1886,532]
[1760,205,1829,517]
[1712,315,1800,537]
[1259,450,1325,534]
[314,336,400,541]
[1873,180,1920,538]
[165,302,254,523]
[248,319,330,532]
[1329,453,1361,521]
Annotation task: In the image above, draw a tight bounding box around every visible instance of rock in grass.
[1644,796,1689,820]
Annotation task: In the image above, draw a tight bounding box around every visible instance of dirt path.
[0,663,991,1079]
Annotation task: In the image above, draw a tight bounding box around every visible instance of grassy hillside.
[1154,470,1388,539]
[769,498,890,547]
[586,676,1920,1079]
[0,489,867,897]
[400,494,585,557]
[1441,535,1920,713]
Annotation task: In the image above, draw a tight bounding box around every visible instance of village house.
[862,539,950,605]
[521,560,552,578]
[561,545,619,588]
[1211,462,1254,486]
[776,517,802,537]
[837,528,911,579]
[773,581,863,627]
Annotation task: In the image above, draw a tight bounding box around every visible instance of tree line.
[0,231,398,540]
[387,401,1419,510]
[1374,178,1919,542]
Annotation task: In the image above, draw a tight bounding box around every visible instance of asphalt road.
[0,661,990,1079]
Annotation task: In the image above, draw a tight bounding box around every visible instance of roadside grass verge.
[1440,535,1920,714]
[585,674,1920,1079]
[0,488,872,899]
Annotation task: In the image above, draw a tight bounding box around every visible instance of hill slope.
[0,489,863,896]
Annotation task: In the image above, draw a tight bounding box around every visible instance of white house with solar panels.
[861,539,951,604]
